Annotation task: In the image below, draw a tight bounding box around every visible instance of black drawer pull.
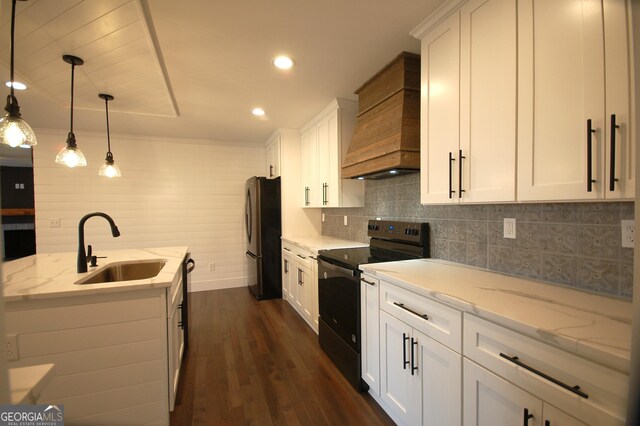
[283,247,292,252]
[393,302,429,320]
[360,277,376,286]
[296,254,307,260]
[523,408,534,425]
[500,353,589,399]
[410,337,418,375]
[402,333,409,370]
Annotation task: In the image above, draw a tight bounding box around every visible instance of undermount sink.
[75,260,167,285]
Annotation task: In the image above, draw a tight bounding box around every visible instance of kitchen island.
[3,246,189,425]
[360,259,631,425]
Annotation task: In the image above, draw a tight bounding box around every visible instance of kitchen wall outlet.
[621,220,635,248]
[322,213,325,222]
[503,218,516,239]
[209,263,216,272]
[344,215,348,226]
[5,334,18,361]
[49,218,61,228]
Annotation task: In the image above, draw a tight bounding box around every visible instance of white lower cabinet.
[281,243,318,333]
[375,280,462,426]
[360,273,380,396]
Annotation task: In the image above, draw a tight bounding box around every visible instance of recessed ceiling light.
[357,177,364,180]
[390,170,398,174]
[5,81,26,90]
[273,56,294,70]
[252,107,265,116]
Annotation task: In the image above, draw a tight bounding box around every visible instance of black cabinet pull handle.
[500,353,589,398]
[458,149,465,198]
[523,408,534,425]
[360,277,376,286]
[178,319,184,329]
[587,119,597,192]
[283,247,291,252]
[296,254,307,259]
[402,333,409,370]
[393,302,429,320]
[269,165,274,177]
[610,114,619,191]
[544,421,551,426]
[284,259,288,273]
[448,152,455,199]
[410,337,418,375]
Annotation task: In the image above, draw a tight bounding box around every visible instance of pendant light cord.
[69,61,75,132]
[104,97,111,154]
[9,0,16,101]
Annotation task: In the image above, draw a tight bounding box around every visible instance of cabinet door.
[420,12,461,204]
[306,125,320,206]
[603,0,634,199]
[266,136,281,178]
[282,250,294,302]
[463,358,542,426]
[316,112,339,207]
[380,311,417,424]
[414,330,461,426]
[361,273,380,396]
[543,404,588,426]
[299,263,313,326]
[517,0,605,201]
[459,0,516,203]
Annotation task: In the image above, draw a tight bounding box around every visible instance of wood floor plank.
[170,288,394,426]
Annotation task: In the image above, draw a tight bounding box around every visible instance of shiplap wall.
[32,129,264,292]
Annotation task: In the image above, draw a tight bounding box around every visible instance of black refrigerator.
[245,176,282,300]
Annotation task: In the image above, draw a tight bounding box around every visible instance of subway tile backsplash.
[322,173,634,299]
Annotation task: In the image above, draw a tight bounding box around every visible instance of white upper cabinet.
[418,0,517,204]
[414,0,634,203]
[300,99,364,208]
[518,0,634,201]
[265,133,281,178]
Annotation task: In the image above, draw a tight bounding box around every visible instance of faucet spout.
[78,212,120,273]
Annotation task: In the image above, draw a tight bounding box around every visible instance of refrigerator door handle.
[245,251,259,260]
[245,189,253,243]
[186,258,195,273]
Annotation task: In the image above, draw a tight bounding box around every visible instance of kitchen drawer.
[463,313,627,425]
[379,280,462,353]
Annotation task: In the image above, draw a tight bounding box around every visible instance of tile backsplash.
[322,173,634,299]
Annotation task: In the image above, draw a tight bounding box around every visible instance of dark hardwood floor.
[170,288,394,426]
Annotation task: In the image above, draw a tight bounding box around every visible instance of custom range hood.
[342,52,421,179]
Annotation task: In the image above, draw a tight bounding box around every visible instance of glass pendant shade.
[58,55,85,167]
[55,145,86,168]
[0,111,37,147]
[98,161,121,178]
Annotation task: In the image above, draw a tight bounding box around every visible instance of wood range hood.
[342,52,421,179]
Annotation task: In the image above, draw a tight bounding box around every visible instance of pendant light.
[55,55,86,168]
[98,93,121,178]
[0,0,36,148]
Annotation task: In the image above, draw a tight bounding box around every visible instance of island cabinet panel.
[5,289,170,425]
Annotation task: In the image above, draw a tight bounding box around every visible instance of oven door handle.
[319,259,356,277]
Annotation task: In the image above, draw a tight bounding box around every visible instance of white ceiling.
[0,0,446,144]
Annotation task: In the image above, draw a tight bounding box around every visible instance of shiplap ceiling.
[0,0,446,143]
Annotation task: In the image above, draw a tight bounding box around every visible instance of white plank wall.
[32,129,265,292]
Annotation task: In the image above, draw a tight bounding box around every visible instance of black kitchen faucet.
[77,212,120,273]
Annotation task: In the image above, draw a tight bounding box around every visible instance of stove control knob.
[412,229,419,236]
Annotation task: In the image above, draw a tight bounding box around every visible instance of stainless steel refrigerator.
[245,176,282,300]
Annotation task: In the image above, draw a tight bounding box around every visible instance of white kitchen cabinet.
[464,358,542,426]
[300,99,364,208]
[168,273,185,411]
[463,313,627,425]
[281,243,318,333]
[375,279,462,426]
[265,133,281,178]
[418,0,516,204]
[517,0,634,201]
[360,272,380,396]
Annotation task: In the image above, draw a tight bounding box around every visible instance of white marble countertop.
[3,247,189,302]
[10,363,55,404]
[360,259,633,373]
[282,235,368,254]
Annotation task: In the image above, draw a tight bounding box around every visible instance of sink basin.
[76,260,167,285]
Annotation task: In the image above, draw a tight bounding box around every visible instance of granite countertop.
[3,247,189,302]
[282,235,368,253]
[360,259,633,373]
[10,363,55,404]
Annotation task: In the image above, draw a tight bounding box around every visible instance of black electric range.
[316,220,429,392]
